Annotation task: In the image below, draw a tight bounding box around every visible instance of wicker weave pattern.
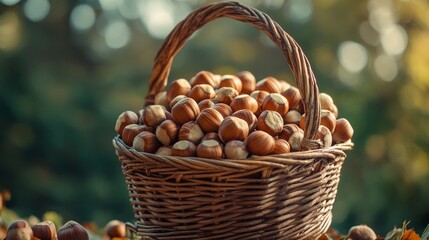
[113,1,353,239]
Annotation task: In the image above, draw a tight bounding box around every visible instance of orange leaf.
[401,229,421,240]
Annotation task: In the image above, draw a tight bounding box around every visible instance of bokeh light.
[70,4,96,32]
[337,41,368,73]
[23,0,50,22]
[139,0,175,39]
[103,20,131,49]
[99,0,123,12]
[374,54,398,81]
[1,0,20,6]
[285,0,313,23]
[380,24,408,56]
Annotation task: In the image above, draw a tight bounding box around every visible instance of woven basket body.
[113,2,353,239]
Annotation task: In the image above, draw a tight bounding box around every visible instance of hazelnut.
[156,146,173,156]
[171,97,200,125]
[197,140,223,158]
[178,121,204,144]
[115,111,139,135]
[232,109,258,131]
[250,90,270,116]
[224,140,249,159]
[261,93,289,115]
[5,220,33,240]
[218,75,243,93]
[236,71,256,94]
[218,116,249,143]
[133,131,160,153]
[299,110,336,133]
[272,139,291,154]
[278,124,304,151]
[154,91,169,109]
[283,110,302,125]
[121,124,146,146]
[230,94,258,113]
[196,108,224,133]
[156,120,179,145]
[166,78,191,102]
[57,221,89,240]
[257,110,284,136]
[142,105,167,127]
[32,221,57,240]
[213,87,238,105]
[281,86,303,112]
[317,125,333,148]
[187,84,216,103]
[211,103,233,118]
[279,80,291,92]
[332,118,354,144]
[198,99,215,111]
[255,77,281,93]
[172,140,196,157]
[169,94,187,109]
[246,131,275,155]
[201,132,221,142]
[189,70,216,87]
[320,92,338,117]
[348,225,377,240]
[104,220,126,239]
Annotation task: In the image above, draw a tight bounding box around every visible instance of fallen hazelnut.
[255,77,281,93]
[272,139,291,154]
[104,220,126,239]
[196,108,224,133]
[261,93,289,116]
[189,70,216,87]
[246,131,275,156]
[166,78,191,102]
[178,121,204,144]
[57,221,89,240]
[232,109,258,131]
[171,97,200,125]
[32,221,57,240]
[156,119,179,146]
[218,75,243,93]
[332,118,354,144]
[115,111,139,135]
[348,225,377,240]
[172,140,197,157]
[218,116,249,143]
[197,140,223,158]
[213,87,238,105]
[257,110,284,136]
[142,105,167,127]
[224,140,249,159]
[236,71,256,94]
[211,103,233,118]
[133,131,160,153]
[230,94,259,113]
[187,84,216,103]
[5,220,33,240]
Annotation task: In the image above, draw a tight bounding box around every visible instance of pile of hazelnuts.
[115,71,353,160]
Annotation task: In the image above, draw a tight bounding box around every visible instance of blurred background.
[1,0,428,235]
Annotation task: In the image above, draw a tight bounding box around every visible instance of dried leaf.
[401,229,420,240]
[385,227,404,240]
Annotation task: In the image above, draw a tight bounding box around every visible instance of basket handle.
[145,1,321,147]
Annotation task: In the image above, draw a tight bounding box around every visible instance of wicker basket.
[113,2,353,239]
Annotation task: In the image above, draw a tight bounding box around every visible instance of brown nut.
[279,80,291,92]
[178,121,204,144]
[133,131,160,153]
[232,109,258,131]
[272,139,291,154]
[142,105,167,127]
[218,75,242,93]
[224,140,249,159]
[198,99,215,111]
[121,124,146,146]
[250,90,270,116]
[154,91,169,109]
[332,118,354,144]
[281,86,303,112]
[57,221,89,240]
[278,124,304,151]
[218,116,249,143]
[319,92,338,117]
[201,132,221,143]
[255,77,281,93]
[317,125,333,148]
[261,93,289,116]
[189,70,217,87]
[187,84,216,103]
[115,111,139,135]
[104,220,126,239]
[211,103,233,118]
[197,140,223,158]
[257,110,284,136]
[283,110,302,125]
[166,78,191,102]
[5,220,33,240]
[246,131,275,155]
[172,140,196,157]
[213,87,239,105]
[196,108,224,133]
[171,97,200,125]
[155,146,173,156]
[236,71,256,94]
[32,221,57,240]
[230,94,259,113]
[299,110,336,133]
[169,94,187,109]
[156,119,179,145]
[348,225,377,240]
